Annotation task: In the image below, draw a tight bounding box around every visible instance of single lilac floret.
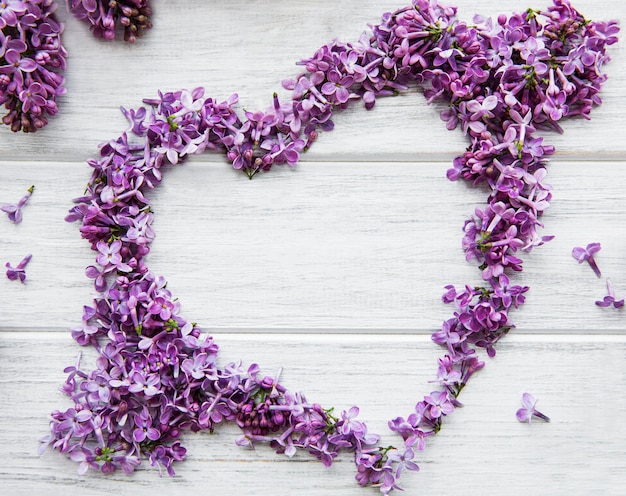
[1,185,34,223]
[595,278,625,309]
[516,393,550,423]
[5,253,32,283]
[571,242,602,277]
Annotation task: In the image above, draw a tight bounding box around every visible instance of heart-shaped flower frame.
[40,1,618,493]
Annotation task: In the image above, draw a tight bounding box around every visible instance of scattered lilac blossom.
[572,242,602,277]
[5,253,32,283]
[1,185,34,223]
[43,1,618,492]
[595,278,624,309]
[516,393,550,424]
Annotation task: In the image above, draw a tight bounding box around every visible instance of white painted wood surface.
[1,1,625,495]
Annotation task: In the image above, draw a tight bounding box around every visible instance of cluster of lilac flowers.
[0,0,67,132]
[42,1,618,492]
[66,0,152,42]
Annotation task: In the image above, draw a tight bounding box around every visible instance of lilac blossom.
[1,185,33,223]
[5,253,31,282]
[132,411,161,442]
[572,242,602,277]
[424,391,455,419]
[1,0,67,132]
[0,1,29,26]
[595,279,624,309]
[0,49,38,83]
[95,240,132,272]
[66,1,152,43]
[516,393,550,423]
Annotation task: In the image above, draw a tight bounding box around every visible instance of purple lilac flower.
[572,242,602,277]
[1,49,38,82]
[1,0,67,132]
[132,411,161,442]
[1,185,33,223]
[516,393,550,423]
[66,0,153,43]
[95,239,132,272]
[5,253,31,282]
[595,278,625,309]
[0,1,29,26]
[424,391,455,419]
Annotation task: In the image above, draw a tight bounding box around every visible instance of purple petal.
[520,392,536,409]
[4,49,19,64]
[19,58,38,72]
[321,82,337,96]
[516,408,531,423]
[336,86,350,103]
[82,0,98,12]
[571,247,587,262]
[75,410,92,422]
[586,242,602,255]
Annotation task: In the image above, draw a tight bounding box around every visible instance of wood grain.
[1,332,625,496]
[1,159,625,331]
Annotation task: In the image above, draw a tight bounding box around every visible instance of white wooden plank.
[1,332,624,495]
[1,0,625,161]
[1,160,624,332]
